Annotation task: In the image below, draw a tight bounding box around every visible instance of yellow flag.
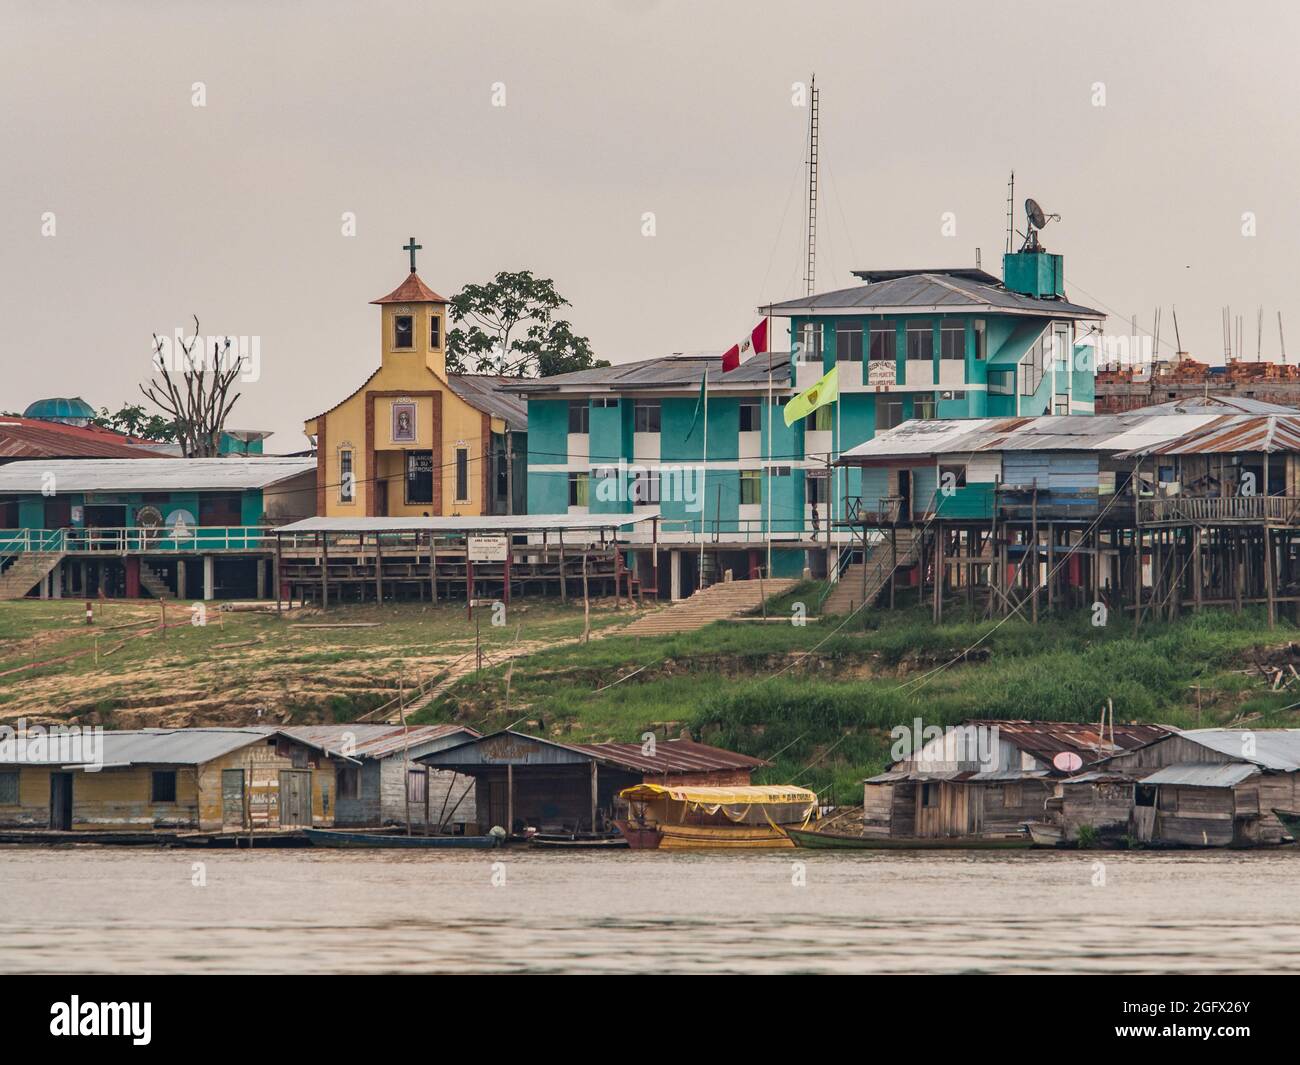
[784,364,839,426]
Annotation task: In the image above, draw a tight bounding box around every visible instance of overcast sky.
[2,0,1297,448]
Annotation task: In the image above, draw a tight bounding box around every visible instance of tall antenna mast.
[1280,311,1288,363]
[804,74,819,297]
[1004,170,1015,255]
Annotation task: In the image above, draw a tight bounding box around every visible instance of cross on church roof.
[403,236,422,274]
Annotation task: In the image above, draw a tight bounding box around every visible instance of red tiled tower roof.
[370,272,447,305]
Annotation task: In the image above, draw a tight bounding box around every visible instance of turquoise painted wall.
[527,399,568,467]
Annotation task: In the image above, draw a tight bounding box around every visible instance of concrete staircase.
[139,561,174,599]
[821,530,920,616]
[622,577,799,636]
[0,552,65,600]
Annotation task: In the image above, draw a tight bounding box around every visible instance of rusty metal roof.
[0,418,164,460]
[964,719,1170,764]
[569,738,768,775]
[1119,414,1300,457]
[1138,762,1260,788]
[282,724,479,760]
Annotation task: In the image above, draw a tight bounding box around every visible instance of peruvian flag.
[721,319,768,372]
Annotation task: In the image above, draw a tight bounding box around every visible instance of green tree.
[91,403,179,442]
[445,270,608,377]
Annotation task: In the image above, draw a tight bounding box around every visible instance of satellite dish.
[1025,198,1048,230]
[1052,751,1084,773]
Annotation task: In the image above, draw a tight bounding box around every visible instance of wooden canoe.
[528,835,629,850]
[783,826,1034,850]
[303,829,500,849]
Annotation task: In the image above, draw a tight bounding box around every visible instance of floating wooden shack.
[0,727,345,835]
[417,729,766,836]
[1070,728,1300,846]
[862,719,1168,841]
[282,724,480,831]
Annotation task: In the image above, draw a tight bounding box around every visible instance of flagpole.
[765,316,773,578]
[699,369,708,588]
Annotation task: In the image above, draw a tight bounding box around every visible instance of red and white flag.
[721,319,768,372]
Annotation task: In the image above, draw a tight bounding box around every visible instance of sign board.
[867,360,896,388]
[467,534,508,562]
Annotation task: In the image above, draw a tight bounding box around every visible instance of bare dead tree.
[141,316,243,457]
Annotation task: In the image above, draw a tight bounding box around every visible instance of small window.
[913,394,936,420]
[939,464,967,489]
[339,449,355,503]
[940,321,966,360]
[152,770,177,803]
[740,469,762,505]
[812,405,834,432]
[973,319,987,360]
[394,315,414,349]
[797,322,823,362]
[1135,784,1156,808]
[836,322,864,362]
[407,770,427,805]
[568,472,589,507]
[877,399,904,431]
[631,470,660,505]
[1054,394,1070,415]
[337,767,360,800]
[768,465,791,477]
[988,370,1015,396]
[0,771,18,805]
[568,401,589,435]
[429,315,442,350]
[921,782,940,808]
[634,401,661,433]
[869,324,896,362]
[939,390,966,402]
[592,397,619,408]
[739,401,761,432]
[906,321,933,360]
[454,447,470,503]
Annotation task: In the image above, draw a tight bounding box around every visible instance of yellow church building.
[305,242,526,518]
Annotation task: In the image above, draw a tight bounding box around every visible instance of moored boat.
[784,826,1035,850]
[1024,821,1066,847]
[303,829,500,849]
[616,783,819,849]
[1272,808,1300,840]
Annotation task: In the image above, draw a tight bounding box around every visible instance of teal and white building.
[516,248,1104,598]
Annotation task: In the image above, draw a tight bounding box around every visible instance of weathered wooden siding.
[1057,781,1133,839]
[193,740,337,831]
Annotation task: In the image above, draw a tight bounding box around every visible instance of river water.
[2,847,1298,974]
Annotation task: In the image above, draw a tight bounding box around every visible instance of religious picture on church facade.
[391,401,417,443]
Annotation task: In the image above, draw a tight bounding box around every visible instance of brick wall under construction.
[1097,359,1300,413]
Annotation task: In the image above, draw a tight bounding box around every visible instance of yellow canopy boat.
[615,783,819,850]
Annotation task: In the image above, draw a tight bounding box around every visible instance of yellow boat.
[615,783,818,850]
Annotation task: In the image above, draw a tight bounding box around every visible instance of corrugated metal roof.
[1178,728,1300,771]
[838,413,1231,464]
[965,719,1169,765]
[277,512,660,534]
[512,353,793,394]
[0,457,315,493]
[1119,415,1300,457]
[1139,762,1260,788]
[445,375,528,431]
[863,768,1050,784]
[0,727,279,767]
[0,418,164,461]
[1129,396,1300,416]
[419,729,765,774]
[569,738,768,774]
[282,724,479,760]
[760,272,1105,319]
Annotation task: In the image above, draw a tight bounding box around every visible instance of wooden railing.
[1138,496,1300,524]
[0,527,273,553]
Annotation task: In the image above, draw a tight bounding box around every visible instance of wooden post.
[582,551,591,644]
[614,542,622,609]
[933,522,943,624]
[1266,526,1277,628]
[274,534,282,615]
[504,541,512,607]
[506,763,514,836]
[558,530,567,602]
[590,760,598,834]
[373,531,383,605]
[889,526,897,611]
[466,557,474,620]
[320,531,329,609]
[1030,487,1039,624]
[429,534,437,604]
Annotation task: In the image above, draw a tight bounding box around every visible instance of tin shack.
[0,727,342,833]
[418,729,767,835]
[863,719,1167,840]
[283,723,479,831]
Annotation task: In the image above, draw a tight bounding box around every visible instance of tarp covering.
[619,784,816,805]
